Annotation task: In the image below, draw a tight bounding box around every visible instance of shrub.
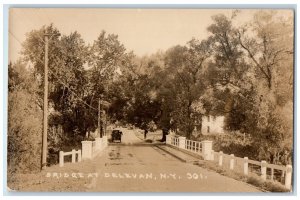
[263,181,290,192]
[246,176,265,188]
[8,90,42,173]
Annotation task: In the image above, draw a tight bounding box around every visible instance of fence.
[81,136,108,160]
[166,135,292,190]
[166,135,212,160]
[59,136,108,167]
[170,136,179,146]
[211,151,292,190]
[185,139,202,153]
[59,149,81,167]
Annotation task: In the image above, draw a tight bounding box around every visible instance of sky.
[8,8,293,62]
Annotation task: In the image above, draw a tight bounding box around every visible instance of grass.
[7,159,97,192]
[195,161,290,192]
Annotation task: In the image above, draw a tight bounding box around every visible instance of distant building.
[201,115,225,135]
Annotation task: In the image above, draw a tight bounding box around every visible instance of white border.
[1,0,299,200]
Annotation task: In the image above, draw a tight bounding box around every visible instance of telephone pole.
[42,34,49,170]
[42,31,60,170]
[98,98,101,138]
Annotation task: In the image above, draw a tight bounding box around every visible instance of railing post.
[178,136,186,149]
[229,154,235,170]
[285,165,292,190]
[218,151,223,166]
[59,151,64,167]
[95,137,101,151]
[261,160,267,181]
[211,150,215,161]
[270,168,274,181]
[102,135,108,147]
[78,150,82,162]
[81,141,93,160]
[201,140,213,160]
[166,135,171,145]
[72,149,76,163]
[244,157,248,175]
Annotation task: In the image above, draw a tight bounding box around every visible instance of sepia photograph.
[6,6,294,193]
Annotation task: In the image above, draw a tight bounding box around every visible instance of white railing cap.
[201,140,213,143]
[81,140,93,144]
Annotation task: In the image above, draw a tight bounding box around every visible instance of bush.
[8,90,42,173]
[263,181,290,192]
[246,176,265,188]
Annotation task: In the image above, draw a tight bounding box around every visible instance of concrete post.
[71,149,75,163]
[101,137,105,149]
[78,150,82,162]
[166,135,171,145]
[202,140,213,160]
[81,141,92,160]
[261,160,267,181]
[219,151,223,166]
[59,151,64,167]
[102,135,108,147]
[211,150,215,161]
[285,165,292,190]
[95,137,101,151]
[270,168,274,181]
[244,157,248,175]
[229,154,235,170]
[178,136,186,149]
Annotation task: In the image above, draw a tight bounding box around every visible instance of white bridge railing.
[166,135,212,160]
[165,135,292,190]
[59,149,81,167]
[185,139,202,153]
[59,136,108,167]
[212,151,293,190]
[170,136,179,146]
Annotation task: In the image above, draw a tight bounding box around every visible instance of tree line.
[8,10,293,173]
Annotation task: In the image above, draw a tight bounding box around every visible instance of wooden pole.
[98,98,102,138]
[42,34,49,170]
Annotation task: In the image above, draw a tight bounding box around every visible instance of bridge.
[39,128,266,193]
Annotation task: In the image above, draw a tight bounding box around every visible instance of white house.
[201,115,225,135]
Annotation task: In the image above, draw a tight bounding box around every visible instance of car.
[111,130,122,143]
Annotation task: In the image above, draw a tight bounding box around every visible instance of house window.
[207,126,210,133]
[207,115,210,122]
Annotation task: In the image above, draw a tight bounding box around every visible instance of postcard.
[6,7,294,193]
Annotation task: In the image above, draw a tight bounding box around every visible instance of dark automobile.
[111,130,122,143]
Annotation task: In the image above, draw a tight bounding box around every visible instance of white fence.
[212,151,293,190]
[81,136,108,160]
[170,136,179,146]
[166,135,292,190]
[185,139,202,153]
[59,149,81,167]
[59,136,108,167]
[167,135,212,160]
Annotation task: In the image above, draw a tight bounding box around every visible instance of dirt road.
[85,129,261,192]
[8,128,262,193]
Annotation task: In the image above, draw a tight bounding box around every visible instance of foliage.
[8,10,294,173]
[8,61,42,173]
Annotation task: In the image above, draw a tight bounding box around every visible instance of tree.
[161,39,211,138]
[237,11,294,164]
[49,31,89,138]
[87,30,127,136]
[238,11,293,90]
[8,61,42,173]
[205,13,257,132]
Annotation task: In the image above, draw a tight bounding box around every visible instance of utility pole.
[42,34,49,170]
[42,31,60,170]
[98,98,102,138]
